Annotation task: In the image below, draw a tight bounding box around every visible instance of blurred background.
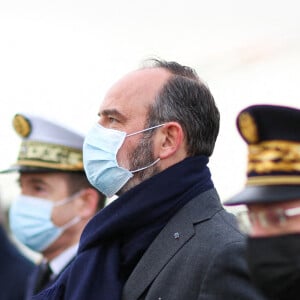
[1,0,300,214]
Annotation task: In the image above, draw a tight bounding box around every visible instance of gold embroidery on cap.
[247,176,300,186]
[13,114,31,138]
[17,141,83,171]
[238,112,258,144]
[248,140,300,173]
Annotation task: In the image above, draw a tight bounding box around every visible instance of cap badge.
[13,114,32,138]
[238,112,259,144]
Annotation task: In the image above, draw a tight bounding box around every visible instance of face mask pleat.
[83,123,164,197]
[9,194,81,252]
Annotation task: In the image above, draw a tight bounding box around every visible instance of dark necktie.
[33,262,53,294]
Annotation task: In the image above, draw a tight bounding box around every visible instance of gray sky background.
[1,0,300,208]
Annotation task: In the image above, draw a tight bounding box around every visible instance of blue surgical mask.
[9,193,81,252]
[83,123,164,197]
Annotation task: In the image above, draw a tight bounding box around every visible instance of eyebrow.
[29,178,47,185]
[98,109,127,122]
[18,176,48,187]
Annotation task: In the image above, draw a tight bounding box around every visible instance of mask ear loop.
[126,123,166,137]
[60,216,82,230]
[53,190,83,229]
[53,190,83,207]
[127,123,165,173]
[131,158,160,173]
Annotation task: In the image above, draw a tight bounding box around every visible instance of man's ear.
[157,122,184,159]
[77,188,101,219]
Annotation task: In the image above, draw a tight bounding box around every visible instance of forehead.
[99,68,171,121]
[19,172,69,185]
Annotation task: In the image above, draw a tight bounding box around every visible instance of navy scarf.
[34,156,213,300]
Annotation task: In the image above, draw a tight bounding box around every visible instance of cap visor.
[0,165,69,174]
[224,185,300,206]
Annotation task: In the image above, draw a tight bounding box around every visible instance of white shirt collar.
[49,244,78,275]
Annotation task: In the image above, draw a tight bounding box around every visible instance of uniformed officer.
[2,113,106,299]
[224,104,300,300]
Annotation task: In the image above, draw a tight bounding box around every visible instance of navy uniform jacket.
[0,225,35,300]
[122,189,267,300]
[26,250,77,299]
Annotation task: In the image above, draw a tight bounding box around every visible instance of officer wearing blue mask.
[224,104,300,300]
[1,113,106,299]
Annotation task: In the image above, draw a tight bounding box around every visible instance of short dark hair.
[65,172,106,210]
[144,59,220,157]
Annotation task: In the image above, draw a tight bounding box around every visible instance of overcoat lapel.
[122,189,222,300]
